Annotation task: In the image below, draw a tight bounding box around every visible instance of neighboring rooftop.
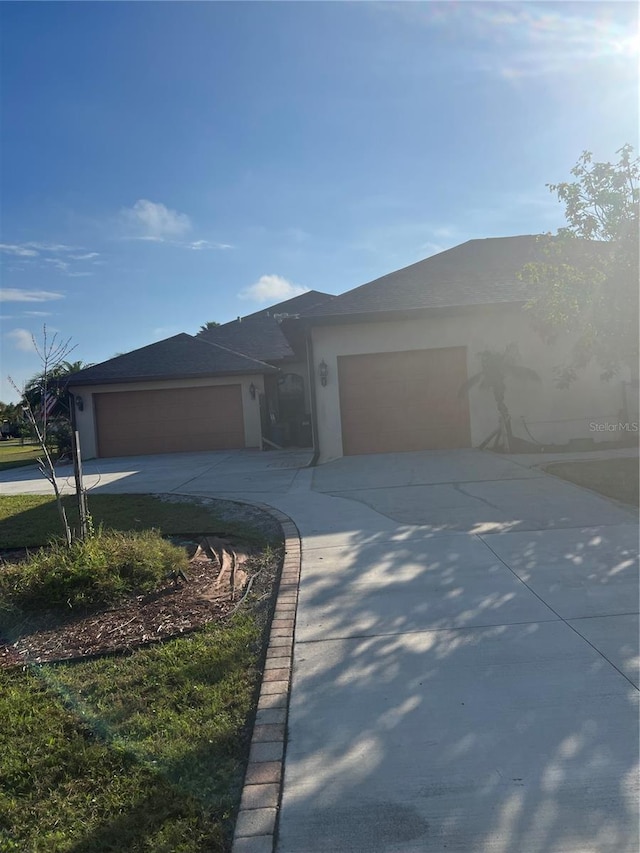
[299,235,607,320]
[66,334,276,387]
[199,290,333,361]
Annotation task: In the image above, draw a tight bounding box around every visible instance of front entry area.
[337,347,472,455]
[94,385,245,457]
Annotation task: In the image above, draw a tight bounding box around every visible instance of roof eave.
[291,299,527,328]
[66,365,278,387]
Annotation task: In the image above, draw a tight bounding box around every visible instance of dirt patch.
[1,495,284,668]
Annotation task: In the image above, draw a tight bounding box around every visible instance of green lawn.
[0,493,274,549]
[0,441,41,472]
[1,614,263,852]
[544,456,639,506]
[0,493,280,852]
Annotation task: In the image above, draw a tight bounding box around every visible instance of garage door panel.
[95,385,246,457]
[338,348,471,456]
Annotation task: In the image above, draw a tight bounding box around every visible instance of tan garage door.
[94,385,245,457]
[338,347,471,455]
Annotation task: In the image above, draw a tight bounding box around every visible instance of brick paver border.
[228,501,301,853]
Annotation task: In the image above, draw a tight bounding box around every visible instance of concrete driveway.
[278,452,639,853]
[0,448,313,497]
[1,447,638,851]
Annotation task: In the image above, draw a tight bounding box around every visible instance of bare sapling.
[8,325,78,547]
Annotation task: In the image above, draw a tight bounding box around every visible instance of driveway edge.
[230,501,301,853]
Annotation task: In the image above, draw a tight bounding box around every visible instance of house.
[66,290,331,458]
[283,235,631,462]
[198,290,332,444]
[68,236,631,461]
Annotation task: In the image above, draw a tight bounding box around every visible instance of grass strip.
[544,457,639,507]
[0,494,272,549]
[1,612,262,852]
[0,443,42,471]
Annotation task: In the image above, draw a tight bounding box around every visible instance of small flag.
[43,391,57,419]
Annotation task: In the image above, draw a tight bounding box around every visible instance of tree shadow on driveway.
[279,518,639,853]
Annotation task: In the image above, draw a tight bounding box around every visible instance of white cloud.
[378,3,638,79]
[239,274,309,303]
[7,328,36,352]
[0,288,65,303]
[23,311,52,317]
[0,242,80,256]
[0,243,39,257]
[0,243,98,276]
[26,242,77,253]
[186,239,233,251]
[44,258,70,272]
[117,202,232,250]
[120,199,191,241]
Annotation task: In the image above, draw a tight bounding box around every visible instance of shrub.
[46,417,73,457]
[0,529,188,616]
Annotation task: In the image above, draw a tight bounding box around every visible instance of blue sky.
[1,1,637,402]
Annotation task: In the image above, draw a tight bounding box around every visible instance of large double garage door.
[94,385,245,457]
[338,347,471,455]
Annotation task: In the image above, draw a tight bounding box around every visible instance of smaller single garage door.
[95,385,245,457]
[338,347,471,455]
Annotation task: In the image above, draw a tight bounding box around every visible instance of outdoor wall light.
[249,383,257,400]
[318,359,328,387]
[75,395,84,412]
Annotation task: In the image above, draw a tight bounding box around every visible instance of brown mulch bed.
[0,535,262,669]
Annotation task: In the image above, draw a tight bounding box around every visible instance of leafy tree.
[459,344,540,452]
[520,144,639,385]
[23,359,91,421]
[197,320,221,334]
[0,401,27,439]
[60,360,89,374]
[0,401,21,423]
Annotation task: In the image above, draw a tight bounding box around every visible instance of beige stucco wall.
[71,374,265,459]
[311,305,630,462]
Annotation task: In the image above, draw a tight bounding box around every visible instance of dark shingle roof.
[300,235,607,320]
[199,290,332,361]
[66,334,276,387]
